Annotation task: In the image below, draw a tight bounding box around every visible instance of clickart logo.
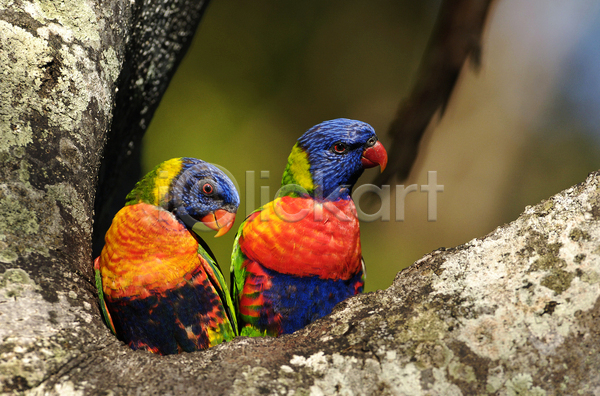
[159,166,444,227]
[243,170,443,222]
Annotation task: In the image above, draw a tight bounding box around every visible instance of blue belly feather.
[106,274,222,354]
[260,266,364,334]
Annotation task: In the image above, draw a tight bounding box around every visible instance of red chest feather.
[239,196,362,280]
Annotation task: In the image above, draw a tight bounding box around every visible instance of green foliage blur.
[143,1,600,292]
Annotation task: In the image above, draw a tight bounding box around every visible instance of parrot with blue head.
[94,157,240,355]
[231,118,388,337]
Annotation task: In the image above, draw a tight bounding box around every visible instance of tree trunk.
[0,0,209,392]
[2,1,600,395]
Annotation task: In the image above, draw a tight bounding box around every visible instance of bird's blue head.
[281,119,387,200]
[127,157,239,237]
[169,158,240,237]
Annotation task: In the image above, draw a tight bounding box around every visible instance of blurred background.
[142,0,600,292]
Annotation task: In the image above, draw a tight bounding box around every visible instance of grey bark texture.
[0,0,209,393]
[1,0,600,395]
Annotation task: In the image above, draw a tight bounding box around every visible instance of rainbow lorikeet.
[94,157,240,355]
[231,118,388,337]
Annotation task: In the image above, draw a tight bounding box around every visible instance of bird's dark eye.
[332,142,348,154]
[201,182,214,195]
[366,136,377,147]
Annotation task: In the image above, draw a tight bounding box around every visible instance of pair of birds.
[94,118,388,355]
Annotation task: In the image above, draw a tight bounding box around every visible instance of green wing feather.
[94,261,116,335]
[230,228,246,334]
[197,245,238,337]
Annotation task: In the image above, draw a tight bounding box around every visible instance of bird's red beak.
[361,141,388,172]
[200,209,236,237]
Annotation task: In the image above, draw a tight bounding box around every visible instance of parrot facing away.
[231,118,388,337]
[95,157,240,355]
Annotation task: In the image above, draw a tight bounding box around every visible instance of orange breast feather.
[98,203,206,299]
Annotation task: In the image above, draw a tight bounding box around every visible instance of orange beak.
[199,209,237,237]
[361,140,388,172]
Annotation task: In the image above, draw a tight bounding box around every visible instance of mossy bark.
[2,1,600,395]
[0,0,208,393]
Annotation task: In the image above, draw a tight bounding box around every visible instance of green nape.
[125,158,184,206]
[281,143,314,195]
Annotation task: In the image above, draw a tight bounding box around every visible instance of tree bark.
[2,1,600,395]
[0,0,208,392]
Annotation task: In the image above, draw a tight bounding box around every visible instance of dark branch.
[376,0,494,185]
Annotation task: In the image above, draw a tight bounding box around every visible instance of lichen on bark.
[0,0,121,391]
[0,0,211,393]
